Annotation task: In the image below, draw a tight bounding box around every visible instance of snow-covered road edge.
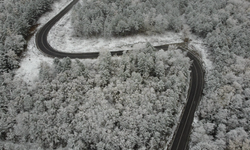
[14,0,73,85]
[15,0,213,91]
[47,3,183,53]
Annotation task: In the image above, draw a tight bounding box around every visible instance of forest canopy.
[1,0,250,149]
[0,0,58,73]
[0,45,191,149]
[71,0,185,37]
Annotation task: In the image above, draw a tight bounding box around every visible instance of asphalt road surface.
[36,0,123,58]
[36,1,205,150]
[155,46,204,150]
[170,48,204,150]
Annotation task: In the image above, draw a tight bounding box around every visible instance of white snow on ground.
[47,3,213,71]
[15,0,183,84]
[14,0,71,85]
[12,1,210,149]
[37,0,72,25]
[15,0,213,85]
[189,35,213,71]
[14,36,54,85]
[48,8,183,52]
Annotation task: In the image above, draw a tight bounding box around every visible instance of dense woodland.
[0,0,250,149]
[71,0,185,37]
[1,43,191,149]
[186,0,250,149]
[0,0,58,73]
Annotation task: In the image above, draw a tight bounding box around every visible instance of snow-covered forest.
[186,0,250,149]
[71,1,250,149]
[71,0,184,37]
[0,0,58,73]
[1,0,250,149]
[1,42,191,149]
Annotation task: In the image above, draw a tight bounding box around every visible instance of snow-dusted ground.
[14,36,54,85]
[14,0,71,84]
[48,9,183,52]
[188,35,213,71]
[47,1,212,70]
[12,1,213,149]
[15,0,212,85]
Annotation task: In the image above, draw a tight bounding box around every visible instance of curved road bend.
[36,0,123,58]
[155,46,204,150]
[170,48,204,150]
[36,1,205,150]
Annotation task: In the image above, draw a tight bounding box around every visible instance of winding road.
[170,49,204,150]
[35,0,205,149]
